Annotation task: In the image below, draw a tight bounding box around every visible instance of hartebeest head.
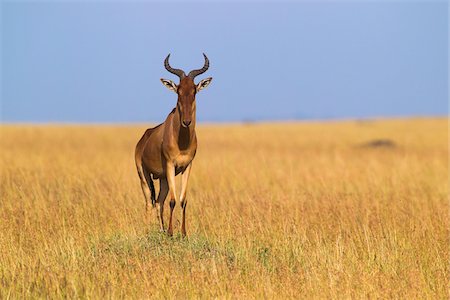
[160,54,212,127]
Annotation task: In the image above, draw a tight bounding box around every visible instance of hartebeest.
[135,54,212,236]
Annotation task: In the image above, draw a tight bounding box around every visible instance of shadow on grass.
[87,230,282,274]
[139,230,222,259]
[87,230,238,268]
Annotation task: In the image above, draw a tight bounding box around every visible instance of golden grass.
[0,118,447,299]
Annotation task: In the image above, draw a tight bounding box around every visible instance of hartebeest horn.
[164,54,186,79]
[188,53,209,79]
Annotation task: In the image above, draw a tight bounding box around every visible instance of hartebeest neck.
[172,104,196,150]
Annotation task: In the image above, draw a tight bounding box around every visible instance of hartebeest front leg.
[180,163,192,237]
[166,162,177,236]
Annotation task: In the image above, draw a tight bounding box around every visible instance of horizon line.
[1,115,448,126]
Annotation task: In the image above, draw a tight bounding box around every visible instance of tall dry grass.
[0,118,447,298]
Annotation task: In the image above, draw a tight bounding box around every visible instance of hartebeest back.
[135,54,212,236]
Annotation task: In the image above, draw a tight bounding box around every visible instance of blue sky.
[1,1,448,123]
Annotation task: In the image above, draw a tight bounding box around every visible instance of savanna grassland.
[0,118,447,299]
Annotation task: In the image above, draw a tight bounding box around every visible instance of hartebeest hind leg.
[156,178,168,232]
[144,170,156,208]
[136,164,155,216]
[180,163,192,237]
[166,163,177,236]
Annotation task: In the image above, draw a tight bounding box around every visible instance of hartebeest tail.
[135,54,212,236]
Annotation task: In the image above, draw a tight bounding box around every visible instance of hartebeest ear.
[160,79,177,93]
[196,77,213,92]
